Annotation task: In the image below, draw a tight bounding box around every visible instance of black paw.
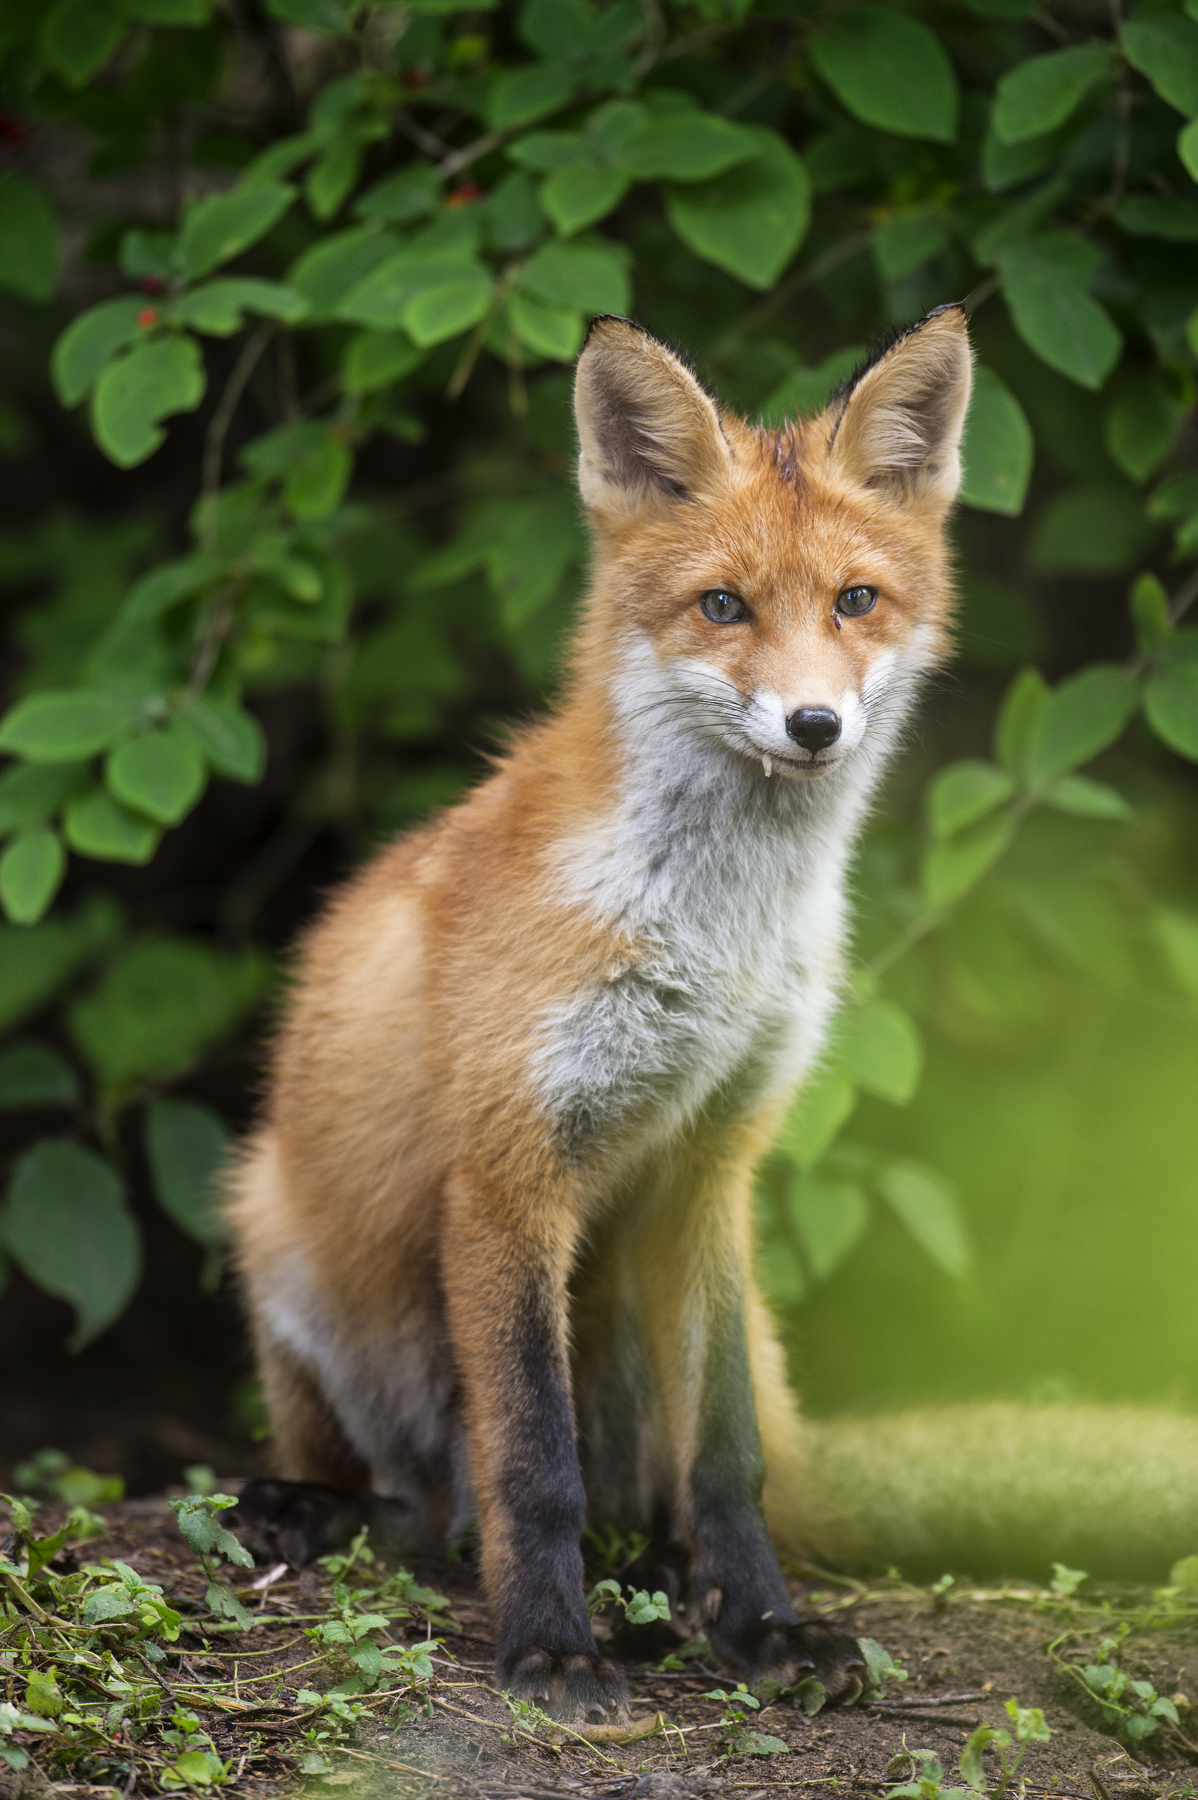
[225,1478,368,1566]
[709,1616,865,1705]
[500,1645,630,1725]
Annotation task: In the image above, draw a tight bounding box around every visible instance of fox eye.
[835,584,878,617]
[700,589,750,624]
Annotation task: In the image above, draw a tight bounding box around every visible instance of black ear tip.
[923,301,970,331]
[581,314,649,353]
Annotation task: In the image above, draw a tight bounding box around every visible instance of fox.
[225,307,1198,1723]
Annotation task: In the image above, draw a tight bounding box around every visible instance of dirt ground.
[3,1495,1197,1800]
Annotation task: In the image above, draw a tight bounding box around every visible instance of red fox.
[228,306,1198,1720]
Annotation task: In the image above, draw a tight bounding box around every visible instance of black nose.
[786,707,842,753]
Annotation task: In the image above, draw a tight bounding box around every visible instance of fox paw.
[710,1617,865,1705]
[501,1646,630,1725]
[225,1478,367,1565]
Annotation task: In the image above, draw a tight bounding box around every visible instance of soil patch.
[2,1497,1196,1800]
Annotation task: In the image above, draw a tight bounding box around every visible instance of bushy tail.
[764,1403,1198,1583]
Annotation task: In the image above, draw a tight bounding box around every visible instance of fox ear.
[574,316,733,516]
[824,305,973,511]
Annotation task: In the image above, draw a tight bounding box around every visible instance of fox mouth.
[752,746,842,777]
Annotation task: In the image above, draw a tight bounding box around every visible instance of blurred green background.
[0,0,1197,1490]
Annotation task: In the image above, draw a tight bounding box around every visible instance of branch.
[200,325,274,555]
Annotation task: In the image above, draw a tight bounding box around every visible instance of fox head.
[572,309,972,782]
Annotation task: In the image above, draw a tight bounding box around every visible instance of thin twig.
[200,326,274,554]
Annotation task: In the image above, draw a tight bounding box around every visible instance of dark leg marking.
[688,1289,864,1701]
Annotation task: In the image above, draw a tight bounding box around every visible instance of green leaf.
[343,329,424,394]
[69,936,267,1092]
[1025,665,1140,783]
[0,688,143,762]
[91,334,207,468]
[508,290,585,361]
[51,298,146,407]
[402,274,495,346]
[878,1160,971,1277]
[1041,774,1132,819]
[873,212,948,282]
[0,762,89,836]
[122,554,224,623]
[288,225,398,316]
[176,182,295,281]
[921,811,1011,906]
[0,1043,78,1109]
[107,729,207,826]
[487,61,580,130]
[144,1098,231,1249]
[810,3,958,142]
[0,897,119,1036]
[958,1723,998,1791]
[282,434,354,517]
[666,127,810,290]
[1179,117,1198,181]
[995,667,1050,777]
[992,44,1112,144]
[1121,13,1198,117]
[958,366,1033,516]
[338,248,490,330]
[618,110,759,181]
[778,1068,857,1169]
[791,1178,868,1280]
[1130,572,1171,652]
[1029,483,1153,577]
[64,789,160,865]
[4,1140,141,1350]
[928,760,1016,837]
[354,165,442,224]
[174,696,266,783]
[736,1732,788,1756]
[838,999,922,1104]
[1104,376,1183,481]
[1115,194,1198,239]
[168,278,309,336]
[997,234,1122,388]
[1145,664,1198,759]
[0,177,60,303]
[40,0,125,85]
[541,164,630,235]
[517,238,631,315]
[0,830,66,926]
[122,0,211,20]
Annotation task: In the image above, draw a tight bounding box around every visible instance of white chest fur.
[532,657,892,1165]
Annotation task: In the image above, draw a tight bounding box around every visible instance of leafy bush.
[0,0,1196,1367]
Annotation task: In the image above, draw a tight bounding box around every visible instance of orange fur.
[227,308,973,1716]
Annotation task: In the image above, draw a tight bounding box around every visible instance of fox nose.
[786,707,842,753]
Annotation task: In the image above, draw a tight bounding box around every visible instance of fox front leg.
[686,1293,864,1700]
[440,1168,629,1725]
[634,1156,864,1701]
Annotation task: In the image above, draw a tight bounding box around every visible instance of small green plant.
[1051,1627,1192,1749]
[700,1683,789,1758]
[169,1492,254,1628]
[583,1521,651,1571]
[586,1577,672,1626]
[1049,1562,1088,1599]
[859,1635,910,1692]
[304,1584,441,1697]
[885,1699,1051,1799]
[13,1449,124,1511]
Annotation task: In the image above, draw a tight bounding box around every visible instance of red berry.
[137,307,159,328]
[0,112,29,147]
[140,275,165,295]
[446,180,482,208]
